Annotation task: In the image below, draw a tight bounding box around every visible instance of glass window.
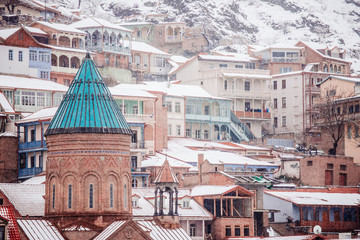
[245,81,250,91]
[3,90,13,105]
[37,92,45,106]
[282,97,286,108]
[176,125,181,136]
[175,102,181,113]
[133,105,138,114]
[89,184,94,208]
[156,57,165,67]
[186,105,191,114]
[272,52,285,57]
[224,80,227,90]
[195,130,200,139]
[235,225,241,236]
[18,51,23,61]
[166,101,172,112]
[52,184,56,209]
[68,184,72,209]
[225,225,231,237]
[282,79,286,89]
[110,183,113,208]
[8,49,13,60]
[186,128,191,137]
[245,62,255,69]
[39,51,50,62]
[274,98,277,109]
[235,64,243,69]
[29,50,37,61]
[204,105,209,115]
[348,125,352,139]
[190,223,196,236]
[219,64,227,68]
[274,117,278,128]
[282,116,286,127]
[30,155,35,168]
[340,165,347,171]
[204,130,209,139]
[244,225,250,236]
[273,81,277,90]
[30,129,35,141]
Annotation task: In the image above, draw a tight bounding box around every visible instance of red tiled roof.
[154,160,179,183]
[0,206,21,240]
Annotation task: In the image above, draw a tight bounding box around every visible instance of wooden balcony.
[301,220,358,232]
[235,111,271,119]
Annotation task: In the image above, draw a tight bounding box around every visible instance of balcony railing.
[234,111,271,119]
[19,140,46,150]
[305,85,320,93]
[301,220,358,231]
[129,63,149,71]
[220,90,270,100]
[124,114,155,123]
[19,167,43,178]
[272,57,299,63]
[165,35,182,43]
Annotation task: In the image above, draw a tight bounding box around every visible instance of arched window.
[109,183,114,208]
[52,184,56,209]
[124,183,127,209]
[334,65,338,73]
[330,64,333,73]
[89,183,94,209]
[68,184,72,209]
[323,65,328,72]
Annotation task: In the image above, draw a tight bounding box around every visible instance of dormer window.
[132,199,138,208]
[182,200,190,208]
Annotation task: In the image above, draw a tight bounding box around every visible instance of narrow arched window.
[52,184,55,209]
[89,184,94,209]
[110,183,114,208]
[124,184,127,209]
[68,184,72,209]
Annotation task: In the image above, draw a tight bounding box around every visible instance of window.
[166,101,172,112]
[274,98,277,109]
[282,116,286,127]
[131,156,137,169]
[348,125,352,139]
[273,81,277,90]
[340,165,347,171]
[245,62,255,69]
[224,80,227,90]
[8,49,14,61]
[124,184,127,209]
[245,102,251,112]
[110,183,113,208]
[30,129,35,141]
[39,51,49,62]
[175,102,181,113]
[327,163,334,169]
[3,90,13,105]
[195,130,200,139]
[18,51,23,61]
[176,125,181,136]
[244,81,250,91]
[225,225,231,237]
[132,198,138,207]
[168,125,172,135]
[235,64,243,69]
[40,71,49,79]
[355,125,359,138]
[37,92,45,106]
[235,225,241,236]
[186,128,191,137]
[204,105,209,115]
[244,225,250,236]
[349,105,354,114]
[52,184,56,209]
[0,198,3,205]
[29,50,37,61]
[64,79,71,86]
[274,117,278,128]
[282,79,286,89]
[280,67,292,74]
[133,105,138,114]
[21,91,35,106]
[190,224,196,236]
[156,57,165,67]
[219,64,227,68]
[307,161,313,166]
[89,184,94,208]
[68,184,72,209]
[272,51,285,57]
[182,201,190,208]
[20,153,26,169]
[30,155,35,168]
[282,97,286,108]
[209,63,214,69]
[355,104,360,113]
[204,130,209,139]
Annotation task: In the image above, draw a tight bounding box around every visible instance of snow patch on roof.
[18,107,57,123]
[0,75,68,92]
[17,219,65,240]
[71,17,132,32]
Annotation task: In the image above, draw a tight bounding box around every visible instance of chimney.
[198,154,204,185]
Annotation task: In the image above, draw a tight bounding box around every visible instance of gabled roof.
[17,219,65,240]
[33,21,87,35]
[45,53,132,136]
[0,206,21,240]
[154,160,179,184]
[191,185,253,197]
[71,17,132,32]
[317,75,360,86]
[0,183,45,216]
[128,40,169,55]
[17,107,57,123]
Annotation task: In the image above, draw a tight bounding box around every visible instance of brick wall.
[0,136,18,183]
[300,155,360,186]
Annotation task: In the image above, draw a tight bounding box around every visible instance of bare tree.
[312,87,355,155]
[5,0,19,14]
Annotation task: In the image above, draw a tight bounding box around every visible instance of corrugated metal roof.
[93,221,126,240]
[0,206,21,240]
[17,219,65,240]
[137,220,191,240]
[45,53,132,136]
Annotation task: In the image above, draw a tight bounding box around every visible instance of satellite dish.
[313,225,322,234]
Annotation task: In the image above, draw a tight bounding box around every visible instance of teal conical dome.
[45,53,132,136]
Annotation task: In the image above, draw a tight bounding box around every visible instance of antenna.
[313,225,322,234]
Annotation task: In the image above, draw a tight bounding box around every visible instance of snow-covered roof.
[229,235,324,240]
[142,154,193,169]
[319,75,360,85]
[17,219,65,240]
[109,86,157,99]
[0,132,16,137]
[222,72,272,79]
[46,44,88,53]
[93,221,126,240]
[299,41,350,63]
[0,183,45,216]
[128,40,169,55]
[17,107,57,123]
[24,26,47,35]
[71,17,132,32]
[191,185,238,197]
[170,55,189,63]
[21,174,46,184]
[0,91,15,113]
[198,54,253,62]
[119,22,154,26]
[35,21,86,34]
[251,42,303,53]
[0,75,68,92]
[265,191,360,206]
[0,28,19,40]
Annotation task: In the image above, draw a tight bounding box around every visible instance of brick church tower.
[44,53,133,228]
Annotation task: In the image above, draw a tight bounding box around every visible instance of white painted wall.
[0,46,38,77]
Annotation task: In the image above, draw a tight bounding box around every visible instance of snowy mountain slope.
[58,0,360,72]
